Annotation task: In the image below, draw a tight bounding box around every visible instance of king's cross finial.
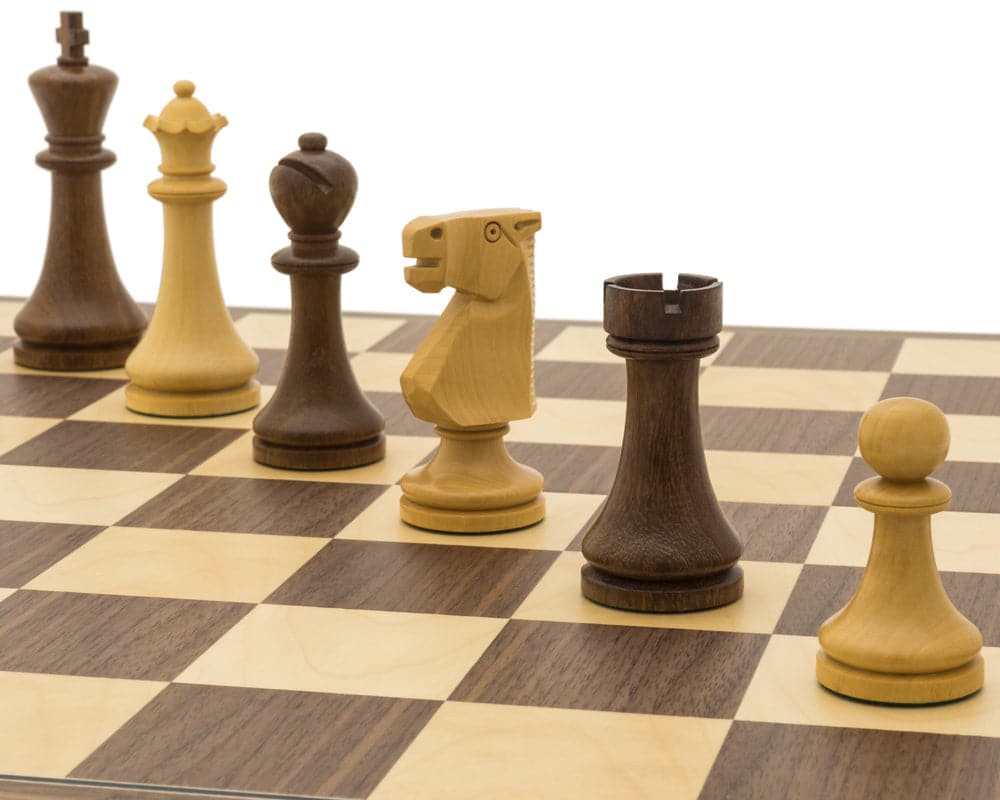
[56,11,89,66]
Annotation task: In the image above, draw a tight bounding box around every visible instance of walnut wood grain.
[0,521,101,586]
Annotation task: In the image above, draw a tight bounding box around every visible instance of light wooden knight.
[399,209,545,533]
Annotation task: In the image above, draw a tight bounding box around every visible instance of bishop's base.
[125,380,261,418]
[252,434,385,470]
[581,563,744,612]
[400,494,545,533]
[14,337,142,371]
[816,651,984,705]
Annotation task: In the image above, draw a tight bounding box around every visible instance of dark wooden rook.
[580,273,744,612]
[15,12,146,370]
[252,133,385,469]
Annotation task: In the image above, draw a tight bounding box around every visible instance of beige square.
[338,485,605,551]
[509,397,625,447]
[738,634,1000,737]
[0,348,128,379]
[946,414,1000,463]
[349,351,411,393]
[0,671,165,776]
[699,366,889,411]
[893,338,1000,377]
[370,701,731,800]
[514,552,801,634]
[177,604,505,700]
[27,526,329,603]
[707,450,852,506]
[0,588,13,603]
[191,431,437,485]
[235,312,405,353]
[0,300,21,337]
[0,415,61,455]
[536,325,734,367]
[0,465,180,526]
[70,385,275,429]
[807,506,1000,573]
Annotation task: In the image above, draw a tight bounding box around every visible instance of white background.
[3,2,999,332]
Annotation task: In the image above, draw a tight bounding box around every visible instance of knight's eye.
[430,227,443,240]
[484,222,502,242]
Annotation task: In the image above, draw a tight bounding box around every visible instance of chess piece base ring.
[14,337,142,371]
[816,651,984,705]
[125,380,260,418]
[252,434,385,471]
[400,495,545,533]
[581,563,744,612]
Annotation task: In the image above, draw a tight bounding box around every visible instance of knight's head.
[402,209,542,298]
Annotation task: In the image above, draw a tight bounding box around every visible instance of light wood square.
[0,415,61,455]
[947,414,1000,463]
[0,348,128,379]
[176,604,505,701]
[26,526,329,603]
[0,588,13,603]
[338,485,605,550]
[191,432,438,485]
[0,671,165,776]
[737,634,1000,737]
[536,325,734,367]
[0,465,181,526]
[514,552,801,634]
[370,701,731,800]
[707,450,853,506]
[807,506,1000,573]
[349,351,411,393]
[235,312,405,353]
[699,366,889,411]
[0,300,21,337]
[508,397,625,447]
[893,338,1000,378]
[70,385,275,429]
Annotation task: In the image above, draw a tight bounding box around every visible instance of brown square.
[722,502,829,562]
[254,348,287,385]
[0,521,102,586]
[0,421,244,473]
[268,539,557,617]
[506,442,620,494]
[533,361,626,401]
[369,391,435,436]
[71,684,439,798]
[701,407,861,455]
[715,330,904,371]
[881,374,1000,415]
[118,475,386,536]
[368,317,569,354]
[0,374,125,417]
[0,589,251,680]
[450,619,768,718]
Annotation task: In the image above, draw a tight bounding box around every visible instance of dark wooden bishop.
[15,12,146,370]
[252,133,385,469]
[581,273,744,612]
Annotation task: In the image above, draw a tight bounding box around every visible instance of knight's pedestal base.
[400,494,545,533]
[816,651,984,705]
[252,434,385,471]
[14,337,141,371]
[581,563,744,613]
[125,380,260,418]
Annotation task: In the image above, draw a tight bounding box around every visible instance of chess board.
[0,297,999,800]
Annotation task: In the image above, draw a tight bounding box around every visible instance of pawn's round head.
[858,397,949,481]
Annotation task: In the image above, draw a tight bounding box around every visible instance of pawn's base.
[125,380,260,418]
[252,434,385,471]
[400,494,545,533]
[816,651,984,705]
[14,337,141,371]
[581,563,744,612]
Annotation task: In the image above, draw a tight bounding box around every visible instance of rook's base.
[252,434,385,470]
[581,563,744,612]
[816,651,984,705]
[125,380,260,418]
[14,337,141,371]
[400,495,545,533]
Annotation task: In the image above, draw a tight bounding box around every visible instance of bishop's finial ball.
[858,397,950,482]
[173,80,195,98]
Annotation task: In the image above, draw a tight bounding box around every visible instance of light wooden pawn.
[816,396,984,704]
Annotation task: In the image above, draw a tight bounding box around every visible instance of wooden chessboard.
[0,298,999,800]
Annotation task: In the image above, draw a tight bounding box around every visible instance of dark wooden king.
[15,12,146,370]
[252,133,385,470]
[581,273,744,612]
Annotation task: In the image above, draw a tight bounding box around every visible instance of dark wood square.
[507,442,619,494]
[0,521,102,587]
[268,539,557,617]
[450,620,768,718]
[0,336,12,352]
[0,421,244,473]
[882,374,1000,416]
[368,391,435,436]
[701,407,861,455]
[118,475,386,536]
[722,502,829,562]
[715,329,904,371]
[0,780,237,799]
[700,721,1000,800]
[533,361,626,400]
[71,684,439,798]
[0,374,124,417]
[368,317,569,354]
[0,590,250,680]
[254,347,287,385]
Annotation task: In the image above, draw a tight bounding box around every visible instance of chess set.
[1,11,1000,800]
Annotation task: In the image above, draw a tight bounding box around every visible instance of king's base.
[14,337,141,371]
[581,563,744,612]
[125,380,261,418]
[816,651,984,705]
[400,494,545,533]
[253,434,385,471]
